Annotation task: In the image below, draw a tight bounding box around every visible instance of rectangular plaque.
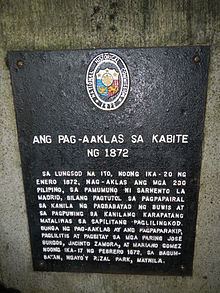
[8,47,209,275]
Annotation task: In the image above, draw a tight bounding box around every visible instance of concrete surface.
[0,1,219,292]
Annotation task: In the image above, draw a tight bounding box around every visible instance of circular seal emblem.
[86,52,130,111]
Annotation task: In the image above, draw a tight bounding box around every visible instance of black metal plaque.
[8,47,209,275]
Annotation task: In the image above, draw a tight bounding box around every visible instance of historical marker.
[8,47,209,275]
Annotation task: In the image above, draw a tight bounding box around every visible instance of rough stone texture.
[0,1,219,293]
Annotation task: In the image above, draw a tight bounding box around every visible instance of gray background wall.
[0,1,219,292]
